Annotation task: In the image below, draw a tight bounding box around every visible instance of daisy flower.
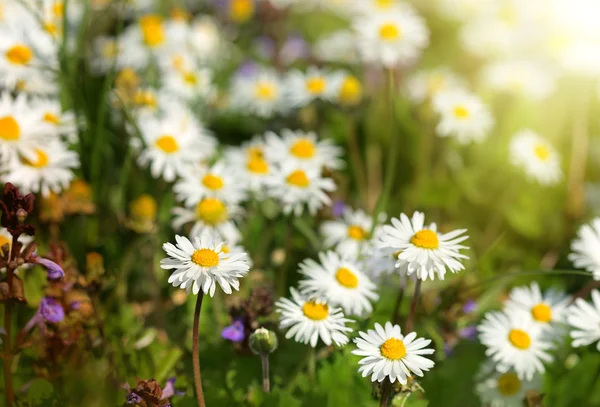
[504,282,570,339]
[264,129,343,171]
[298,251,379,317]
[475,362,542,407]
[313,30,359,64]
[285,67,339,108]
[478,311,553,380]
[353,4,429,67]
[333,73,364,108]
[350,0,406,15]
[275,287,353,347]
[266,165,336,217]
[188,16,226,64]
[352,322,435,384]
[173,161,246,207]
[1,139,79,197]
[320,208,375,258]
[172,198,242,244]
[0,227,33,251]
[223,136,271,195]
[569,218,600,280]
[32,98,78,143]
[164,66,216,103]
[432,89,494,144]
[509,129,562,186]
[160,232,250,296]
[406,68,465,104]
[90,36,123,74]
[566,289,600,351]
[228,68,288,118]
[135,110,213,182]
[0,92,51,166]
[481,59,556,100]
[377,211,469,281]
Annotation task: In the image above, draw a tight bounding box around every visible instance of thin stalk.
[260,355,270,393]
[3,234,19,407]
[405,279,422,333]
[192,292,206,407]
[391,278,406,325]
[379,378,393,407]
[308,347,316,383]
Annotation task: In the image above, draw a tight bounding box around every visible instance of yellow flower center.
[229,0,254,22]
[302,301,329,321]
[335,267,359,288]
[427,76,446,95]
[44,21,60,37]
[5,44,33,65]
[183,71,197,86]
[380,338,407,360]
[155,135,179,153]
[534,144,550,161]
[23,149,49,168]
[130,194,157,220]
[195,198,227,225]
[348,225,367,240]
[254,82,277,100]
[379,23,401,41]
[43,112,61,125]
[410,229,439,249]
[248,146,264,160]
[67,179,92,199]
[286,170,310,188]
[191,248,220,267]
[171,7,189,21]
[453,105,470,119]
[116,68,139,91]
[0,116,21,140]
[247,156,269,174]
[221,245,230,254]
[171,54,185,70]
[497,372,521,396]
[139,15,165,48]
[101,40,118,58]
[202,174,224,191]
[531,303,552,323]
[375,0,395,8]
[338,76,363,106]
[0,235,10,248]
[134,90,157,109]
[290,139,316,159]
[306,77,326,95]
[508,329,531,350]
[52,1,64,18]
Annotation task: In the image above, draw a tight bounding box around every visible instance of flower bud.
[16,208,28,224]
[249,328,278,356]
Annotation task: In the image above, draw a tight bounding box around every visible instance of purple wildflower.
[221,319,245,343]
[332,201,346,217]
[23,297,65,333]
[253,36,276,60]
[31,255,65,280]
[458,325,478,340]
[462,299,477,314]
[280,33,308,65]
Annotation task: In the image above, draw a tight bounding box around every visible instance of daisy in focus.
[173,161,245,207]
[266,165,336,217]
[377,211,469,281]
[264,129,343,171]
[504,282,569,339]
[569,218,600,280]
[228,69,288,118]
[275,288,353,348]
[478,310,553,380]
[566,289,600,351]
[172,198,242,244]
[298,251,378,317]
[406,68,465,104]
[353,4,429,67]
[352,322,435,384]
[160,231,250,296]
[509,129,562,186]
[432,89,494,144]
[320,208,375,258]
[285,67,339,108]
[475,362,542,407]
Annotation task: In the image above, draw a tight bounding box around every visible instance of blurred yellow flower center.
[379,23,401,41]
[44,112,61,125]
[23,149,49,168]
[376,0,395,8]
[339,76,363,106]
[6,44,33,65]
[155,135,179,153]
[306,77,326,95]
[286,170,310,188]
[68,179,92,198]
[0,116,21,140]
[221,245,230,254]
[534,144,550,161]
[101,40,118,58]
[255,82,277,100]
[348,225,367,240]
[302,301,329,320]
[531,303,552,323]
[454,105,470,119]
[229,0,254,22]
[247,156,269,174]
[130,194,157,220]
[171,7,189,21]
[497,372,521,396]
[427,76,446,94]
[0,235,10,248]
[335,267,359,288]
[290,139,315,159]
[44,22,60,37]
[248,146,264,160]
[171,55,185,70]
[191,248,220,267]
[202,174,224,191]
[139,15,165,48]
[52,1,64,17]
[508,329,531,350]
[196,198,227,225]
[116,68,140,91]
[183,71,198,86]
[380,338,406,360]
[410,229,439,249]
[134,90,157,109]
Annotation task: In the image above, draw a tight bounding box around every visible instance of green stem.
[405,279,422,333]
[261,354,270,393]
[192,293,206,407]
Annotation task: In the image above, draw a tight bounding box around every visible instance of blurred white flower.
[285,67,340,108]
[174,161,246,207]
[509,130,562,186]
[481,59,557,100]
[321,208,375,258]
[172,198,242,244]
[406,68,465,104]
[228,69,288,118]
[569,218,600,280]
[475,362,543,407]
[566,289,600,351]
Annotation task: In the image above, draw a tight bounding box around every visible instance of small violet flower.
[30,254,65,280]
[462,299,477,314]
[221,319,245,343]
[24,297,65,333]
